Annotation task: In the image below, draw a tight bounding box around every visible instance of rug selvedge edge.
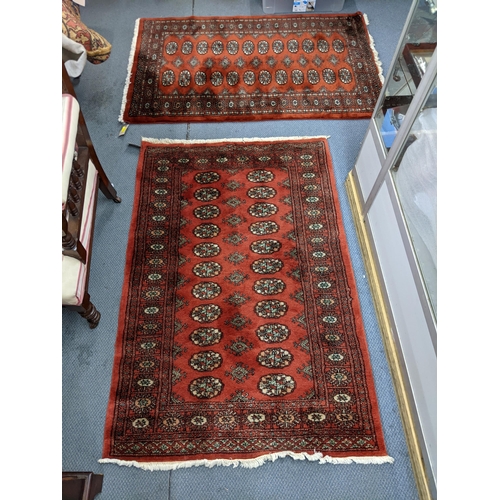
[119,17,141,123]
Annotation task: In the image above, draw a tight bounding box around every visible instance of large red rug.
[101,137,392,469]
[120,13,383,123]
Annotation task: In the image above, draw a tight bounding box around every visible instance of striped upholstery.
[62,160,98,306]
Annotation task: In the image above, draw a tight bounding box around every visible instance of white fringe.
[363,14,384,85]
[99,451,394,471]
[118,16,384,122]
[119,18,141,123]
[141,136,330,145]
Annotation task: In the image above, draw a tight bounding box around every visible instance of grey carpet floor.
[62,0,419,498]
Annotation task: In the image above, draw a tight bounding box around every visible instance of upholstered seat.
[62,150,98,306]
[62,65,120,328]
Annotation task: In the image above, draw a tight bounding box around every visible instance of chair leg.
[88,147,121,203]
[97,176,122,204]
[79,292,101,329]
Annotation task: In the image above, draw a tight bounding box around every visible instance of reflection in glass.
[375,0,437,151]
[391,79,437,318]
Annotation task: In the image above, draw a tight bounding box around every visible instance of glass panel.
[375,0,437,152]
[391,78,437,318]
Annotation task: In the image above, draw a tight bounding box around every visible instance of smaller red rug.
[120,13,383,123]
[100,136,392,470]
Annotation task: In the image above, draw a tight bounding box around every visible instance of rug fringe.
[118,15,382,122]
[141,136,330,145]
[99,452,394,471]
[363,14,384,85]
[119,18,140,123]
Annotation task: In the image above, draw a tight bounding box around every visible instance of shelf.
[374,0,436,152]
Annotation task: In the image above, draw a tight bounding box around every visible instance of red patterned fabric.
[102,138,390,467]
[121,13,382,123]
[62,0,112,64]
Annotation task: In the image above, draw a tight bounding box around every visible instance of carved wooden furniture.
[62,472,103,500]
[62,63,121,328]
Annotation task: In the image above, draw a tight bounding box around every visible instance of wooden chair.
[62,63,121,328]
[62,472,103,500]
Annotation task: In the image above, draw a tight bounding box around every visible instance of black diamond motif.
[225,363,255,384]
[225,313,252,330]
[251,57,263,68]
[223,197,245,208]
[313,56,323,67]
[266,57,277,68]
[225,252,248,265]
[224,270,249,285]
[225,337,254,356]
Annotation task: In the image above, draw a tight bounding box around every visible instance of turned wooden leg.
[79,292,101,329]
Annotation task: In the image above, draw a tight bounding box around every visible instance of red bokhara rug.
[119,13,383,123]
[101,137,392,469]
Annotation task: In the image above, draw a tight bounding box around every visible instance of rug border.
[118,12,383,124]
[101,137,393,469]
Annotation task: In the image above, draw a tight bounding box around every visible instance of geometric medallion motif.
[102,138,391,467]
[120,14,383,123]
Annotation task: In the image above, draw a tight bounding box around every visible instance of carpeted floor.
[62,0,419,498]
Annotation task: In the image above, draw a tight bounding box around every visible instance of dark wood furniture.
[402,42,437,87]
[62,472,103,500]
[62,62,121,328]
